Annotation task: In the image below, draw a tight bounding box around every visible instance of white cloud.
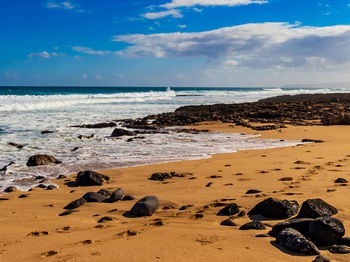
[72,46,116,55]
[161,0,268,9]
[177,24,187,28]
[28,51,58,59]
[113,22,350,70]
[46,1,84,12]
[223,59,239,66]
[143,9,183,19]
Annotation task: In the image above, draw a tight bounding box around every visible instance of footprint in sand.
[40,250,58,258]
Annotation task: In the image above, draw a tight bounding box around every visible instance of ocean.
[0,86,344,191]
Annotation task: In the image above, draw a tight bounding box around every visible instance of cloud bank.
[161,0,268,9]
[28,51,58,59]
[113,23,350,70]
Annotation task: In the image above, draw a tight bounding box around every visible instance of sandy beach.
[1,122,350,261]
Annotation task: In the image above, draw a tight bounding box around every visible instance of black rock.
[72,147,80,152]
[75,170,110,186]
[301,139,324,143]
[56,175,67,180]
[97,189,111,197]
[46,185,57,190]
[335,178,348,183]
[111,128,136,137]
[72,122,117,129]
[270,218,315,237]
[238,210,246,217]
[59,210,78,216]
[297,199,338,218]
[8,142,24,149]
[0,161,15,172]
[309,216,345,245]
[122,195,135,201]
[27,154,62,167]
[245,189,262,194]
[248,198,299,219]
[149,173,172,181]
[313,255,331,262]
[276,228,320,255]
[98,216,115,223]
[64,198,87,209]
[255,234,270,238]
[35,175,45,180]
[108,188,124,202]
[337,237,350,246]
[130,196,159,216]
[4,186,17,193]
[217,203,240,216]
[239,220,266,230]
[36,184,47,189]
[18,194,28,198]
[41,130,55,134]
[78,134,94,139]
[82,192,107,203]
[328,245,350,254]
[179,205,193,210]
[220,219,237,227]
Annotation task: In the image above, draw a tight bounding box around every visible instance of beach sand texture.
[1,122,350,261]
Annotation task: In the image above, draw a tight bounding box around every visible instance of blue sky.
[1,0,350,86]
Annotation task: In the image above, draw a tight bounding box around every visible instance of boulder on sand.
[309,216,345,245]
[276,228,320,255]
[64,198,87,209]
[82,192,108,203]
[217,203,240,216]
[75,170,110,186]
[108,188,124,203]
[129,196,159,216]
[26,155,62,167]
[248,198,299,219]
[297,199,338,218]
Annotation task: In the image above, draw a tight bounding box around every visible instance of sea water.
[0,86,344,191]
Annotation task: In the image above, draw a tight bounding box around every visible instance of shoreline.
[1,122,350,261]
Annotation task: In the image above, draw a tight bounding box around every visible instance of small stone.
[64,198,87,209]
[122,195,135,201]
[220,219,237,227]
[97,216,115,223]
[179,205,193,210]
[245,189,262,194]
[82,192,108,203]
[217,203,240,216]
[4,186,17,193]
[239,220,266,230]
[328,245,350,254]
[255,234,270,238]
[46,185,57,190]
[335,178,348,183]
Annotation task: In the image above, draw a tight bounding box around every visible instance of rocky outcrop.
[26,155,62,167]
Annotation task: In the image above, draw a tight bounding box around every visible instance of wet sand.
[1,122,350,261]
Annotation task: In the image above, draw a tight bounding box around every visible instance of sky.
[1,0,350,87]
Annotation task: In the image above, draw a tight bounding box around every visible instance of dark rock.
[36,184,47,189]
[337,237,350,246]
[111,128,136,137]
[59,210,78,216]
[82,192,107,203]
[41,130,55,134]
[72,122,117,129]
[220,219,237,227]
[255,234,270,238]
[248,198,299,219]
[328,245,350,254]
[97,189,111,197]
[27,155,62,167]
[35,175,45,180]
[245,189,262,194]
[276,228,320,255]
[297,199,338,218]
[205,182,213,187]
[122,195,135,201]
[72,147,80,152]
[179,205,193,210]
[18,194,28,198]
[78,134,94,139]
[46,185,57,190]
[217,203,240,216]
[149,173,172,181]
[56,175,67,180]
[322,113,350,125]
[313,255,331,262]
[239,220,266,230]
[270,218,314,237]
[309,216,345,245]
[301,139,324,143]
[4,186,17,193]
[0,161,15,172]
[8,142,24,149]
[108,188,124,202]
[64,198,87,209]
[130,196,159,216]
[75,170,110,186]
[335,178,348,183]
[97,216,115,223]
[238,210,246,217]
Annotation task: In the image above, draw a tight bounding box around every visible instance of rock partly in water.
[111,128,136,137]
[46,185,57,190]
[276,228,320,255]
[297,199,338,218]
[217,203,240,216]
[239,220,266,230]
[8,142,24,149]
[75,170,110,186]
[0,161,15,172]
[27,155,62,167]
[64,198,87,209]
[248,198,299,219]
[4,186,17,193]
[129,196,159,217]
[309,216,345,245]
